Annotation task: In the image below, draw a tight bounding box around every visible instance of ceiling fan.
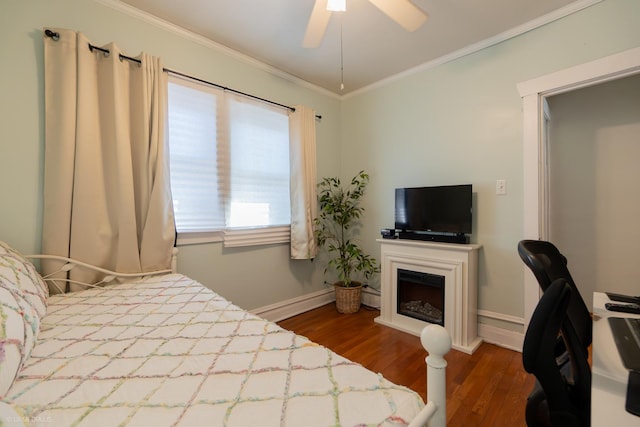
[303,0,428,48]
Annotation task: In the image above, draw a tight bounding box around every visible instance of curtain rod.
[44,29,322,120]
[165,69,321,120]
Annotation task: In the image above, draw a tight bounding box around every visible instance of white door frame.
[517,46,640,328]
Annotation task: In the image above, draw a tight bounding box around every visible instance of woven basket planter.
[334,282,362,314]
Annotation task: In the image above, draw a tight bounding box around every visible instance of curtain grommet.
[44,29,60,41]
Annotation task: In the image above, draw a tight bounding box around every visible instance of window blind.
[168,76,225,232]
[167,75,291,245]
[226,93,290,229]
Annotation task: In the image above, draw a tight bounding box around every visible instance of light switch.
[496,179,507,195]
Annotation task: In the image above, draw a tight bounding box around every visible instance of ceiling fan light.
[327,0,346,12]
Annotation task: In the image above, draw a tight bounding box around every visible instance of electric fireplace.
[375,239,483,354]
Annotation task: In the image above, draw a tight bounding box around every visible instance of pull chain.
[340,20,344,91]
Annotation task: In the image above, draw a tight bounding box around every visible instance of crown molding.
[93,0,341,100]
[344,0,604,99]
[94,0,602,101]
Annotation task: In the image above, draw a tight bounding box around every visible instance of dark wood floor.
[278,303,535,427]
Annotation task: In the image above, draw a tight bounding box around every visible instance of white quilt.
[3,274,424,426]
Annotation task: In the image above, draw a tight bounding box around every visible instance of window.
[168,75,291,246]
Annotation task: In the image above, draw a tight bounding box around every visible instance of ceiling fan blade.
[368,0,428,32]
[303,0,332,48]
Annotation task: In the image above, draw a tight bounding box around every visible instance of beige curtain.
[42,28,175,291]
[289,105,318,259]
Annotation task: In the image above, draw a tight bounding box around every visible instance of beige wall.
[0,0,639,325]
[548,74,640,308]
[0,0,341,310]
[340,0,640,330]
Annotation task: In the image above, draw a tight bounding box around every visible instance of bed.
[0,241,447,426]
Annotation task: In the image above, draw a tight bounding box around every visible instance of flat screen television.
[395,185,472,238]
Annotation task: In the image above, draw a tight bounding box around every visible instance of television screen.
[395,185,472,234]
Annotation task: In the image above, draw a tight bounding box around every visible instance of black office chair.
[523,279,591,427]
[517,239,592,352]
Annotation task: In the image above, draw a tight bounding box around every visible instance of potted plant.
[314,170,380,313]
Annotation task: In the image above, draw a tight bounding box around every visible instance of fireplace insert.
[397,269,445,326]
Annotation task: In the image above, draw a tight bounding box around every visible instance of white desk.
[591,292,640,426]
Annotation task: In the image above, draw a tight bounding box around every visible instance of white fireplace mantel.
[375,239,482,354]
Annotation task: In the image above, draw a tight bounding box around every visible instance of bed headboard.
[26,248,178,293]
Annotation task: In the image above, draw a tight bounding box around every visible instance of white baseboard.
[362,287,381,309]
[253,291,525,351]
[478,323,524,352]
[477,309,525,352]
[251,288,335,322]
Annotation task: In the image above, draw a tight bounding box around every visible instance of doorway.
[546,76,640,310]
[518,46,640,327]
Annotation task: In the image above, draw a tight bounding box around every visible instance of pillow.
[0,242,49,316]
[0,241,48,396]
[0,288,31,396]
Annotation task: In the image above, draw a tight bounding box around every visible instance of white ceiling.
[118,0,586,95]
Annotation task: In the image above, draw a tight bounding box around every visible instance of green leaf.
[313,170,380,285]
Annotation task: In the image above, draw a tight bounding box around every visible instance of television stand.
[398,231,469,244]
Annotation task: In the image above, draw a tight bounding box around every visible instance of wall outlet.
[496,179,507,195]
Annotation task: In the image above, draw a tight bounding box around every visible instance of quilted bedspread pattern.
[3,274,424,426]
